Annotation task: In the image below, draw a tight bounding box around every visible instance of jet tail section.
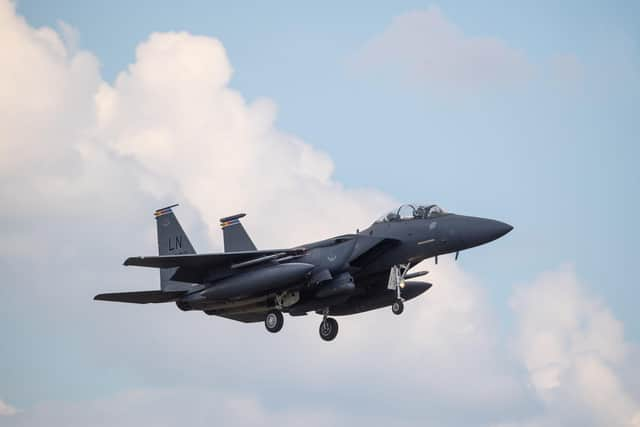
[155,204,196,291]
[220,213,257,252]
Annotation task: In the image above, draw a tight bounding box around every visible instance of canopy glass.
[375,204,446,223]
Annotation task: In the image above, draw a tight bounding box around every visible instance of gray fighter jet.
[95,204,512,341]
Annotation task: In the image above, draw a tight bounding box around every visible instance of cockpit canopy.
[376,204,446,223]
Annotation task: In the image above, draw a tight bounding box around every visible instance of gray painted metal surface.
[95,203,512,340]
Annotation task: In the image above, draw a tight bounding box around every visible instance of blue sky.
[2,1,640,425]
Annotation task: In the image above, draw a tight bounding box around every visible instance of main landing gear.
[264,309,284,333]
[263,308,339,341]
[319,309,338,341]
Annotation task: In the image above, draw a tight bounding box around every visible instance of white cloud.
[94,30,394,248]
[352,7,640,100]
[509,266,640,427]
[0,399,18,416]
[352,7,534,92]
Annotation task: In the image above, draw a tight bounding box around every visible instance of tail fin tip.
[154,203,180,218]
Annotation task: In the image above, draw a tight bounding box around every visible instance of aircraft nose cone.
[480,218,513,243]
[491,220,513,240]
[460,217,513,249]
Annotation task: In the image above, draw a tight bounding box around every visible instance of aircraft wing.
[124,249,304,269]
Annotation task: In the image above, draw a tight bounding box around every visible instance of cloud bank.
[352,7,533,92]
[508,268,640,427]
[1,1,638,426]
[350,6,636,97]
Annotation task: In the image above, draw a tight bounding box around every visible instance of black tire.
[319,317,339,341]
[392,299,404,315]
[265,310,284,333]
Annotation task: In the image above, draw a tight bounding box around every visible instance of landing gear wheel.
[265,310,284,333]
[319,317,339,341]
[392,299,404,315]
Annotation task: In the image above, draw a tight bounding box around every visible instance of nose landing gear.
[391,299,404,315]
[388,263,410,315]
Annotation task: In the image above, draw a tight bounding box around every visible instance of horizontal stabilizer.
[94,290,185,304]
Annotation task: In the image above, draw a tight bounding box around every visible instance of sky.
[1,0,639,426]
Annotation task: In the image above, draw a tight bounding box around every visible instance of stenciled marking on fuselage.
[417,238,435,246]
[327,255,337,262]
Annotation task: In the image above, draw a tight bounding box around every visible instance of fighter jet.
[95,204,512,341]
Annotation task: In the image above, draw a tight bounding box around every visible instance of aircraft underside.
[178,270,432,341]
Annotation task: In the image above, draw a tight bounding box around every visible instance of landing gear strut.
[388,263,410,315]
[264,309,284,333]
[319,309,338,341]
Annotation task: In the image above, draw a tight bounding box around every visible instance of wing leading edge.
[124,249,305,269]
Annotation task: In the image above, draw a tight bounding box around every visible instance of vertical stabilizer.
[155,204,196,291]
[220,213,257,252]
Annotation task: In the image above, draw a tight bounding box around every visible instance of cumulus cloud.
[0,1,638,426]
[351,7,638,97]
[508,267,640,427]
[95,31,393,248]
[352,7,534,92]
[0,0,393,254]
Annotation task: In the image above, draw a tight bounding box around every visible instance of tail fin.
[219,213,257,252]
[155,204,196,291]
